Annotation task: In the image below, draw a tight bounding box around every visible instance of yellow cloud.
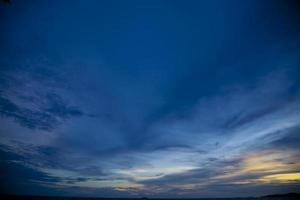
[242,151,297,173]
[213,150,300,184]
[260,173,300,183]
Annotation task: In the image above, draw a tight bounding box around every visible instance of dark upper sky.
[0,0,300,198]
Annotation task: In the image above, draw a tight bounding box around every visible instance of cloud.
[267,125,300,150]
[0,69,84,131]
[149,69,300,153]
[1,0,300,197]
[0,149,62,195]
[113,69,300,196]
[134,150,300,197]
[1,56,300,197]
[0,95,83,131]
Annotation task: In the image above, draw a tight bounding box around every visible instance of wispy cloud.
[1,64,300,197]
[0,69,84,131]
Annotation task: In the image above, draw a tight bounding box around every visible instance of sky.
[0,0,300,198]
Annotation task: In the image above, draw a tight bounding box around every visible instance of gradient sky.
[1,0,300,198]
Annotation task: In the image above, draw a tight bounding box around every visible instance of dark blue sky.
[1,0,300,198]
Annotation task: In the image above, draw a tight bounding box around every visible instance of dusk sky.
[0,0,300,198]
